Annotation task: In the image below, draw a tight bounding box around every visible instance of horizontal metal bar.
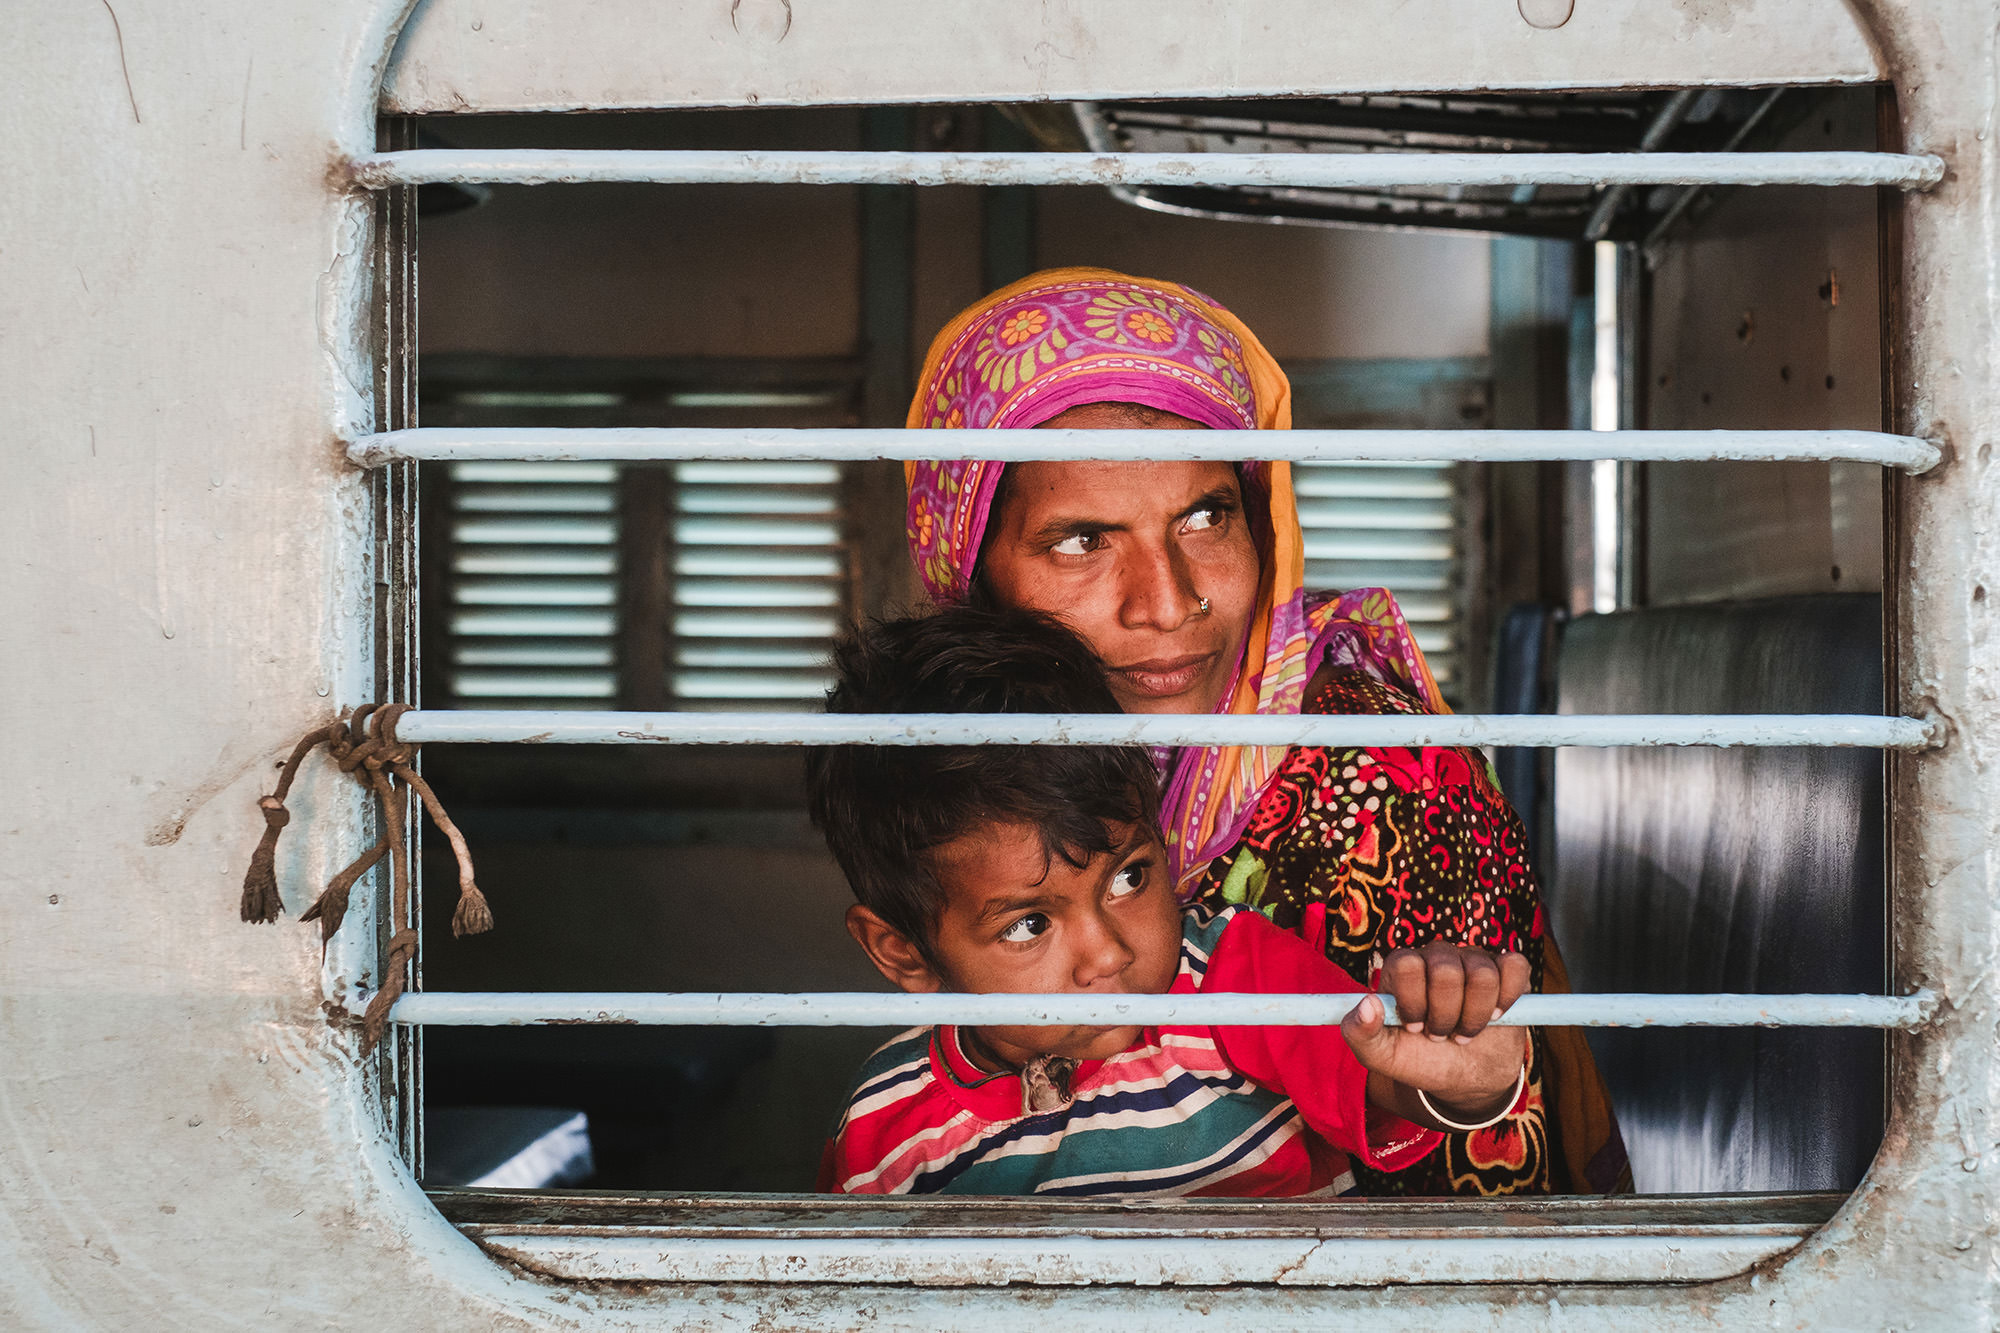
[390,990,1937,1029]
[351,426,1943,472]
[350,149,1946,191]
[394,709,1938,749]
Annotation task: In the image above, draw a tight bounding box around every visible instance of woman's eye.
[1181,507,1223,534]
[1000,913,1051,944]
[1050,532,1100,557]
[1109,862,1148,898]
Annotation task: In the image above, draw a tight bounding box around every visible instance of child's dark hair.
[806,605,1162,953]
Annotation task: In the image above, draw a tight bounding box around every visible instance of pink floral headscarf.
[905,268,1270,603]
[905,268,1446,894]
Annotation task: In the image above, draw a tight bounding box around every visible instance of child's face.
[920,819,1183,1067]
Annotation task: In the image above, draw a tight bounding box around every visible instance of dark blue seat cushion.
[1550,594,1885,1192]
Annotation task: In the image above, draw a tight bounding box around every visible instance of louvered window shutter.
[1293,460,1462,697]
[444,459,846,710]
[671,462,845,708]
[448,461,622,704]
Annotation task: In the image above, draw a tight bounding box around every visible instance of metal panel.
[379,0,1883,114]
[1644,88,1890,605]
[1856,0,2000,1321]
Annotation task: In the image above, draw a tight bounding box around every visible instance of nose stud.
[1197,595,1211,614]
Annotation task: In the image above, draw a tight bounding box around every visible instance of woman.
[904,267,1628,1196]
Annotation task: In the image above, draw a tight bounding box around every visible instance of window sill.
[431,1188,1840,1287]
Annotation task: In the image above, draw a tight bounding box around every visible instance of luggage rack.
[1067,88,1807,240]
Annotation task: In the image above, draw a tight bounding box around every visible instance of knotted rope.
[240,703,491,1054]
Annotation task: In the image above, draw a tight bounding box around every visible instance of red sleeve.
[1202,908,1440,1173]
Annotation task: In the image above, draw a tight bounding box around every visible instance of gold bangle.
[1415,1063,1527,1133]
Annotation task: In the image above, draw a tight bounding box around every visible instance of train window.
[335,87,1944,1286]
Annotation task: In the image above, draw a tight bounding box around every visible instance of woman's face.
[978,404,1262,715]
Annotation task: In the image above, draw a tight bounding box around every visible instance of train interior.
[408,88,1889,1197]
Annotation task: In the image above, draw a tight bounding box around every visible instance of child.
[807,606,1531,1197]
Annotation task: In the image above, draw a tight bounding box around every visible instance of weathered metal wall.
[419,111,868,361]
[1645,87,1887,605]
[0,3,514,1326]
[3,2,1995,1328]
[380,0,1884,113]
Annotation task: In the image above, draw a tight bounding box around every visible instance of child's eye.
[1109,861,1149,898]
[999,913,1051,944]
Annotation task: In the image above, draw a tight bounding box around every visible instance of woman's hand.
[1341,942,1532,1129]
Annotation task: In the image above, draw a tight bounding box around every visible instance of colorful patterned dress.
[1188,662,1630,1196]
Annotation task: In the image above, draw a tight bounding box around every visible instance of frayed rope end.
[451,881,494,937]
[239,796,289,924]
[301,841,388,945]
[298,881,349,942]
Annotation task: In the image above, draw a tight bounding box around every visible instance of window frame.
[353,88,1944,1295]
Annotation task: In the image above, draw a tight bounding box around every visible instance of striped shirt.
[820,906,1439,1197]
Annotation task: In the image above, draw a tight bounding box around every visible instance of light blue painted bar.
[393,709,1938,750]
[389,990,1937,1030]
[348,426,1943,473]
[349,148,1947,191]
